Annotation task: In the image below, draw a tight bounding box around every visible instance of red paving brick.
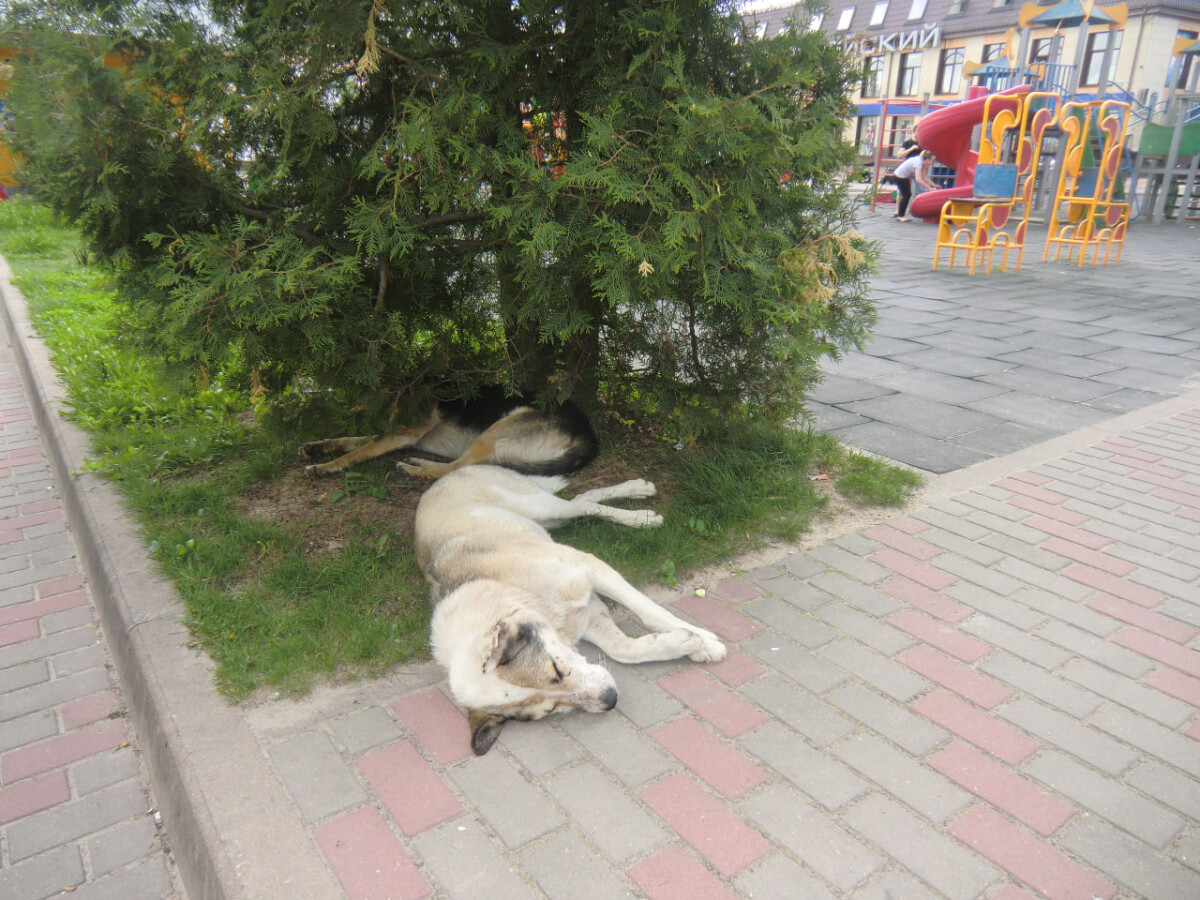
[358,741,463,836]
[910,690,1040,765]
[0,619,39,647]
[1023,516,1110,550]
[0,590,90,627]
[879,575,972,623]
[870,548,957,590]
[1007,496,1088,526]
[885,516,931,535]
[887,609,992,662]
[1040,539,1136,576]
[1084,595,1199,643]
[61,691,120,731]
[2,719,127,783]
[709,578,761,604]
[671,595,763,643]
[705,648,767,688]
[315,806,433,900]
[931,742,1075,836]
[861,525,941,560]
[1113,628,1200,678]
[36,573,84,599]
[950,805,1117,900]
[1147,668,1200,708]
[899,647,1012,709]
[1130,469,1200,497]
[639,773,770,877]
[392,688,472,766]
[995,477,1071,505]
[650,717,769,800]
[0,769,70,825]
[1108,454,1184,480]
[657,669,767,737]
[1062,565,1164,608]
[628,845,739,900]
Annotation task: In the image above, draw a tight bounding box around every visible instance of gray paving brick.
[933,556,1023,597]
[743,633,847,694]
[1128,566,1200,604]
[1062,660,1194,728]
[43,605,96,635]
[918,528,1007,566]
[979,531,1076,572]
[327,706,400,756]
[86,815,162,876]
[807,547,889,585]
[843,794,998,900]
[833,733,970,824]
[997,698,1138,776]
[0,845,84,900]
[0,657,48,694]
[995,559,1096,602]
[961,615,1072,670]
[520,827,634,900]
[0,625,97,671]
[413,818,538,900]
[778,552,829,580]
[1172,830,1200,875]
[913,507,992,541]
[814,604,913,655]
[496,720,584,777]
[1090,705,1200,779]
[543,762,666,865]
[1060,816,1200,900]
[741,674,855,748]
[267,732,367,824]
[826,683,947,756]
[742,596,836,647]
[7,781,148,862]
[834,533,883,557]
[63,857,175,900]
[1027,750,1184,849]
[958,491,1041,523]
[605,664,681,729]
[748,571,832,610]
[740,721,868,811]
[450,750,564,849]
[851,869,941,900]
[1127,762,1200,821]
[0,668,111,722]
[73,750,141,796]
[1035,620,1155,679]
[818,641,928,702]
[1107,543,1200,582]
[1024,589,1123,637]
[735,852,838,900]
[946,584,1047,630]
[978,654,1100,718]
[741,784,882,892]
[51,642,106,677]
[809,572,900,617]
[558,711,675,788]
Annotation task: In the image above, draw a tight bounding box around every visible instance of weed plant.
[0,198,918,698]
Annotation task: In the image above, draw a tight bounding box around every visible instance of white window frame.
[837,7,856,31]
[908,0,928,20]
[870,1,889,26]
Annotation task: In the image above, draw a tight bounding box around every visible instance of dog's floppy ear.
[482,619,532,673]
[468,709,506,755]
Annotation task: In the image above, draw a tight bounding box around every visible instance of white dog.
[414,465,727,754]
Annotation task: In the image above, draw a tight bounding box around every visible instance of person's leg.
[895,178,912,217]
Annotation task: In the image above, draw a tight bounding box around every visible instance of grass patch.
[0,197,919,699]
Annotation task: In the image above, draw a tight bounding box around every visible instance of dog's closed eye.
[549,660,566,684]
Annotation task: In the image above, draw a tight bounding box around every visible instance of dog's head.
[431,584,618,755]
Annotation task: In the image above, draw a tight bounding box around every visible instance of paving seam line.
[0,254,344,900]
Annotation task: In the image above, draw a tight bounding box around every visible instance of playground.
[868,4,1199,275]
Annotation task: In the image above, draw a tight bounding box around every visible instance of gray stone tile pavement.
[2,210,1200,900]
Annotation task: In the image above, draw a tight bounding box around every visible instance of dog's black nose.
[600,685,618,710]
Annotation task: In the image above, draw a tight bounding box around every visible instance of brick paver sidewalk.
[255,401,1200,900]
[0,342,182,897]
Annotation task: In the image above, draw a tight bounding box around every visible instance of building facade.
[746,1,1200,159]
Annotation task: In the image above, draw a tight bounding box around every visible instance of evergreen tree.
[1,0,874,435]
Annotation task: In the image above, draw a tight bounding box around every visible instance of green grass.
[0,197,920,698]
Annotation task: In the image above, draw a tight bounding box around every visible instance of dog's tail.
[509,400,599,476]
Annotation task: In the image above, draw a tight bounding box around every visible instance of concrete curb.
[0,255,343,900]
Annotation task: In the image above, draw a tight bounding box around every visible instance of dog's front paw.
[298,442,325,461]
[304,463,335,478]
[397,458,446,478]
[686,628,727,664]
[621,479,658,499]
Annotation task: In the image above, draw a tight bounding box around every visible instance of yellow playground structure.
[1043,99,1132,266]
[933,91,1061,275]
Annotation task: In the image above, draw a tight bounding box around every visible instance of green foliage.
[1,0,876,435]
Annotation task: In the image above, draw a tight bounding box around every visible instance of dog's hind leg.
[583,600,711,663]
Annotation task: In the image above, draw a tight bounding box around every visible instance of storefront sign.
[839,25,941,57]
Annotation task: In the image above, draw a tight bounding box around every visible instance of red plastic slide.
[909,85,1031,221]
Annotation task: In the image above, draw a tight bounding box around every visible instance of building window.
[837,7,856,31]
[897,51,922,95]
[947,0,968,14]
[992,0,1013,7]
[1029,37,1056,65]
[1081,29,1122,86]
[908,0,928,19]
[809,13,825,31]
[862,55,885,98]
[870,1,889,26]
[937,47,965,94]
[1174,31,1198,89]
[856,116,879,157]
[982,42,1007,63]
